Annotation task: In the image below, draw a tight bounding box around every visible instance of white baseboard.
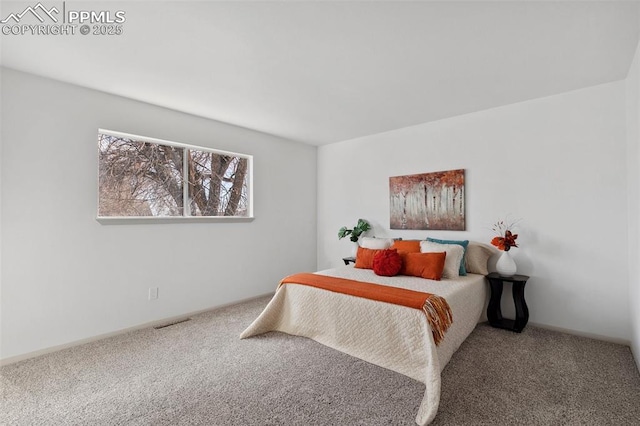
[528,321,631,346]
[0,292,273,366]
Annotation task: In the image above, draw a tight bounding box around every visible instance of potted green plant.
[338,219,371,243]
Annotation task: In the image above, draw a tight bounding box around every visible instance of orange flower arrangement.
[491,219,519,251]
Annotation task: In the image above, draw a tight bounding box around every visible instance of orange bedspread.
[280,273,453,345]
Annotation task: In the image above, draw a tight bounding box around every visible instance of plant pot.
[351,241,359,257]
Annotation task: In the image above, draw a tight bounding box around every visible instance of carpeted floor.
[1,295,639,425]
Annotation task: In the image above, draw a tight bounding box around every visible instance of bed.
[240,264,488,425]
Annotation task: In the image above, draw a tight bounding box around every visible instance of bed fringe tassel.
[423,295,453,346]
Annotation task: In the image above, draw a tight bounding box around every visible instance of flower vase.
[496,250,517,276]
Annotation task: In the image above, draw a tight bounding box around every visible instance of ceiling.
[2,1,639,145]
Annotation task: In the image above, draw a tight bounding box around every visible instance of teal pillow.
[426,238,469,276]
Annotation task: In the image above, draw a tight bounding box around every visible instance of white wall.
[626,38,640,370]
[0,69,317,361]
[318,81,630,341]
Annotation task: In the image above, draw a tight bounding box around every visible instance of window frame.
[96,129,254,223]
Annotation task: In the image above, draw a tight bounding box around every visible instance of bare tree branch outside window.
[98,131,252,218]
[188,149,249,217]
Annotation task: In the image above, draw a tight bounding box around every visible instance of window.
[98,129,252,219]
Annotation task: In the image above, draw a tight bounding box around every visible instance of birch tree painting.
[389,169,465,230]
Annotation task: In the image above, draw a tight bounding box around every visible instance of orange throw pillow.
[391,240,421,253]
[399,252,447,280]
[354,246,382,269]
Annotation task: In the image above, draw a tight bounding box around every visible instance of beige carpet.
[1,295,639,425]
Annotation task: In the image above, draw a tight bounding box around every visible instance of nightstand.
[486,272,530,333]
[342,256,356,265]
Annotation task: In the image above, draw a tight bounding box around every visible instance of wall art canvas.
[389,169,465,230]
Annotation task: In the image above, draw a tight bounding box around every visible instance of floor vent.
[153,318,191,329]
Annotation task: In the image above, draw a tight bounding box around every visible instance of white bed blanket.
[240,267,487,425]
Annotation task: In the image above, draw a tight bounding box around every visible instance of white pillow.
[420,241,465,279]
[359,237,393,250]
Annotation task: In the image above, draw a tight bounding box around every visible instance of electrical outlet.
[148,287,159,300]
